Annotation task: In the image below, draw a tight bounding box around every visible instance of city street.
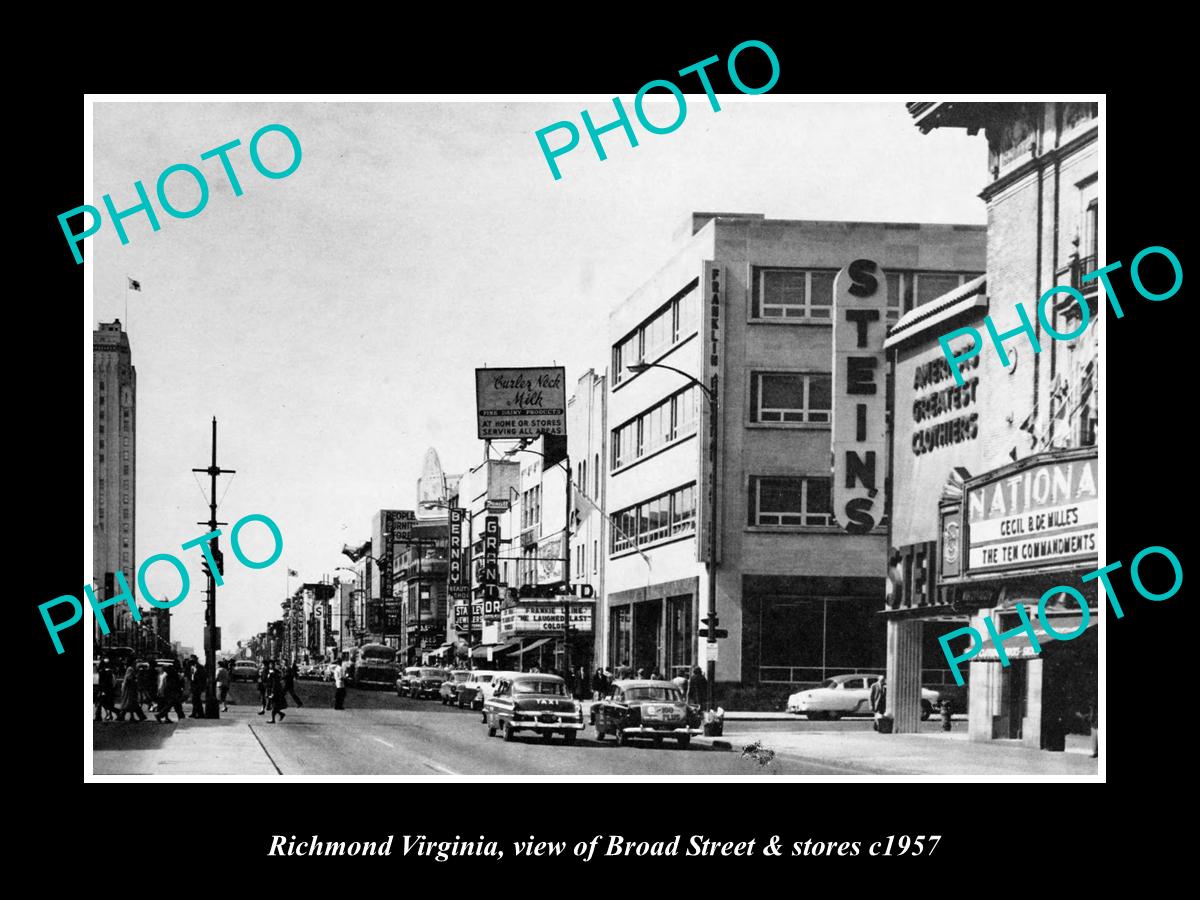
[93,682,969,776]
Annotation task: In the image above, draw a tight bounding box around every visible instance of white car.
[787,674,939,721]
[457,670,500,711]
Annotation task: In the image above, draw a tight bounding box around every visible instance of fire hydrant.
[940,698,953,732]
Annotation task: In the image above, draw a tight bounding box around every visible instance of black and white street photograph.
[80,94,1106,779]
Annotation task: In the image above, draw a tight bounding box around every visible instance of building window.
[611,277,701,385]
[749,476,832,527]
[750,373,831,424]
[611,385,698,471]
[884,271,982,322]
[521,485,541,531]
[666,594,692,678]
[593,453,599,497]
[593,540,598,574]
[752,268,835,320]
[611,482,697,554]
[610,606,632,670]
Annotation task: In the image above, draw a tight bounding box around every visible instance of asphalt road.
[225,681,888,775]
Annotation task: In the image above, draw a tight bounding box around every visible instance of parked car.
[439,670,473,705]
[786,673,939,720]
[483,673,585,743]
[396,667,423,697]
[232,660,259,682]
[456,671,499,710]
[593,679,701,748]
[411,668,450,699]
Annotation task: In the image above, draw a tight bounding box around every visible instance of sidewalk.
[694,728,1098,775]
[92,710,279,776]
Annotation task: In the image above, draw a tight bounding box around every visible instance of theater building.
[604,212,985,703]
[882,102,1100,748]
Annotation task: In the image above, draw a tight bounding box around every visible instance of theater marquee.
[962,451,1098,574]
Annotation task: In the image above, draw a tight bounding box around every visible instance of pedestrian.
[285,661,304,708]
[138,661,156,708]
[591,666,604,701]
[649,668,662,681]
[870,675,887,731]
[672,672,687,694]
[687,667,708,707]
[156,664,185,723]
[636,667,646,680]
[257,660,270,715]
[97,658,117,721]
[268,661,288,723]
[118,661,147,722]
[332,659,346,710]
[189,655,208,719]
[215,661,231,712]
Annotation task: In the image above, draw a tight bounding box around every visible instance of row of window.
[520,484,541,531]
[611,385,699,470]
[608,476,835,556]
[750,268,982,323]
[612,278,700,386]
[611,483,697,553]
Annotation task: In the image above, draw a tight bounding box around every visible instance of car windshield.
[624,686,681,701]
[453,672,471,681]
[361,648,396,662]
[514,680,566,695]
[475,675,493,683]
[420,669,447,678]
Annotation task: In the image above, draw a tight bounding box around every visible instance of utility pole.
[192,416,235,719]
[563,458,572,680]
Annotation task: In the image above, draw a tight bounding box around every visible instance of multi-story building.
[93,319,155,651]
[395,518,450,664]
[568,369,607,672]
[605,212,986,704]
[881,102,1100,748]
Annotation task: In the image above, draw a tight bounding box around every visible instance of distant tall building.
[93,320,143,648]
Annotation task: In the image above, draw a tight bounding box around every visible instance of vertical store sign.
[482,515,501,624]
[831,259,889,534]
[698,261,723,563]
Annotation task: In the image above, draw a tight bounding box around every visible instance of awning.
[884,275,987,350]
[976,613,1097,661]
[519,637,554,654]
[470,640,522,660]
[427,644,454,656]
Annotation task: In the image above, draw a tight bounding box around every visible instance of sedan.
[412,668,450,699]
[786,674,939,720]
[396,667,423,697]
[456,671,498,710]
[593,680,701,748]
[232,660,260,683]
[439,670,472,705]
[483,673,585,743]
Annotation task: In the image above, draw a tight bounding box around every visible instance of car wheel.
[615,729,628,747]
[563,730,577,745]
[677,736,691,749]
[921,700,932,721]
[806,712,827,721]
[503,722,515,742]
[542,731,554,744]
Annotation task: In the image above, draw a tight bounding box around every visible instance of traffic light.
[698,614,727,640]
[201,547,225,581]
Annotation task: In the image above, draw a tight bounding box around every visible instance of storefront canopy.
[518,637,554,654]
[976,614,1097,661]
[471,640,522,660]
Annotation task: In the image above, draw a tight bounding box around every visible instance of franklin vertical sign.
[831,259,888,534]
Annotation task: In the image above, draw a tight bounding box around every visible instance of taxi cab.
[483,673,585,744]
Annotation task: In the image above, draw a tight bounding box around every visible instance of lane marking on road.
[246,724,284,775]
[423,762,459,776]
[372,736,396,749]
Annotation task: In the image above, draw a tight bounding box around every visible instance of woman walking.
[268,661,288,723]
[156,664,185,723]
[216,661,231,712]
[118,662,147,722]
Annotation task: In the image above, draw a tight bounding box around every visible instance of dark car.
[412,668,450,699]
[483,673,585,744]
[396,667,423,697]
[231,660,259,682]
[593,679,701,748]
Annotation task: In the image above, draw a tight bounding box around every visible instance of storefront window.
[610,606,631,670]
[666,594,692,677]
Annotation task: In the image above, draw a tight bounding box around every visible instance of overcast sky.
[90,99,987,650]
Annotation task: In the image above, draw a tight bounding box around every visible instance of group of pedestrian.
[94,655,216,724]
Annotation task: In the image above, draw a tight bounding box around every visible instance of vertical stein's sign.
[831,259,888,534]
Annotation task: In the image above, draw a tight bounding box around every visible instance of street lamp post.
[629,361,719,714]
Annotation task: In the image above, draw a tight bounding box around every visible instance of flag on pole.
[287,568,299,577]
[127,277,141,291]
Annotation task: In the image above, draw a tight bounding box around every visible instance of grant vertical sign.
[831,259,888,534]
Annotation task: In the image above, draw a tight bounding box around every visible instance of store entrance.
[632,602,662,675]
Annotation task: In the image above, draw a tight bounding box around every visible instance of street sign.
[697,627,728,639]
[485,499,510,512]
[704,642,719,662]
